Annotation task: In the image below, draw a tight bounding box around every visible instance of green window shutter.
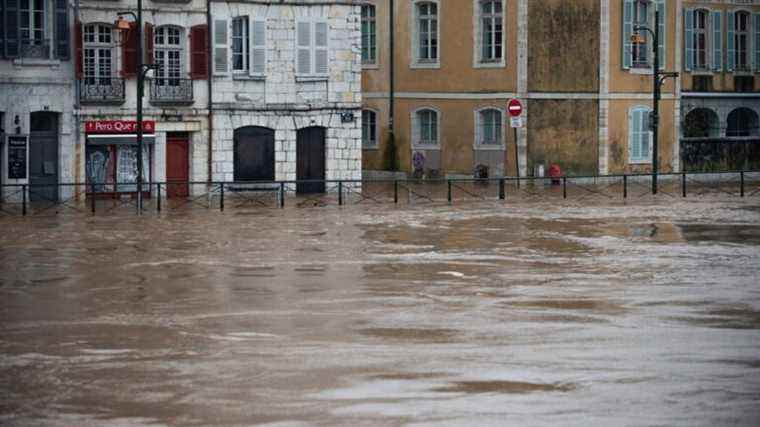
[629,109,638,160]
[685,9,694,71]
[727,11,735,72]
[656,0,666,70]
[622,0,633,69]
[713,11,722,71]
[754,14,760,72]
[642,110,651,160]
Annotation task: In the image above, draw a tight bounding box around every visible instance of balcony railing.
[149,78,194,105]
[79,78,126,104]
[20,39,51,59]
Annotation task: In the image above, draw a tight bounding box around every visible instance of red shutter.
[190,24,209,79]
[121,22,138,77]
[145,23,154,65]
[75,21,83,78]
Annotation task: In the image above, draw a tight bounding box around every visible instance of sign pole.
[513,127,519,185]
[507,99,523,182]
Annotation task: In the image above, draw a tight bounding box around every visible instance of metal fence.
[1,170,759,217]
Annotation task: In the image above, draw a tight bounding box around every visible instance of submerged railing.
[1,170,759,217]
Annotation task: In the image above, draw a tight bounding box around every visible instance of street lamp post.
[633,7,678,195]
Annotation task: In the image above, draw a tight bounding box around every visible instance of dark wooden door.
[234,127,275,181]
[296,127,326,194]
[29,112,59,202]
[166,134,189,198]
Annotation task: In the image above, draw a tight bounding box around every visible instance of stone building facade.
[360,0,760,178]
[1,0,361,201]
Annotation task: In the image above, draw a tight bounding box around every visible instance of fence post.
[90,182,96,214]
[682,172,687,198]
[394,180,398,204]
[563,177,567,199]
[220,183,224,212]
[22,184,27,216]
[279,182,285,208]
[741,171,745,198]
[157,183,162,212]
[338,181,343,206]
[499,178,505,200]
[447,180,452,205]
[623,175,628,199]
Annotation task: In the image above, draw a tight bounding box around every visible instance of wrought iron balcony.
[80,78,126,104]
[20,39,51,59]
[149,78,194,105]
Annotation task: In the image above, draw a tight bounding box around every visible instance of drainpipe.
[206,0,213,185]
[389,0,395,136]
[74,0,81,191]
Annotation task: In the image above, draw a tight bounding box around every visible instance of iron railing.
[20,39,51,59]
[149,78,194,104]
[79,78,126,104]
[1,171,759,217]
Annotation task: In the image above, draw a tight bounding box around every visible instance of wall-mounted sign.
[85,120,156,134]
[7,136,28,179]
[341,112,355,123]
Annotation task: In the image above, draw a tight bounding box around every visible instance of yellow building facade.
[360,0,760,177]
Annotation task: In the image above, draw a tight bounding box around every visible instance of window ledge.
[690,69,714,76]
[362,145,380,150]
[412,144,441,150]
[13,58,61,67]
[233,74,266,81]
[474,144,506,151]
[410,61,440,70]
[296,76,328,83]
[629,159,652,165]
[628,67,654,75]
[732,70,754,76]
[362,63,380,70]
[474,62,506,69]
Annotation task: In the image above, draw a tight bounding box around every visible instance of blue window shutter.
[713,11,722,71]
[685,9,694,71]
[727,11,735,72]
[623,0,633,69]
[656,0,666,70]
[754,14,760,72]
[4,0,19,58]
[630,109,639,160]
[642,110,651,159]
[55,0,69,60]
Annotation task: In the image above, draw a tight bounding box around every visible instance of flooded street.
[1,200,760,426]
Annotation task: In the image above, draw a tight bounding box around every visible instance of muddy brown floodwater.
[1,200,760,426]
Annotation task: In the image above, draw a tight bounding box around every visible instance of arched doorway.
[233,126,275,181]
[726,108,759,137]
[29,112,59,202]
[296,126,326,194]
[683,108,720,138]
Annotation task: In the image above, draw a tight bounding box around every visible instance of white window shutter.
[214,19,229,75]
[656,0,666,70]
[622,0,633,69]
[684,9,694,71]
[315,21,329,75]
[251,20,266,76]
[296,20,311,75]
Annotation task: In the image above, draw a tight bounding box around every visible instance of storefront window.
[86,144,150,193]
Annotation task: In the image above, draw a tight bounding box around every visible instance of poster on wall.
[7,136,28,180]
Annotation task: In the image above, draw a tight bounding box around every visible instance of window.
[693,75,713,92]
[361,5,377,65]
[735,12,750,71]
[629,106,652,163]
[683,108,719,138]
[155,26,182,86]
[415,1,439,65]
[735,76,755,92]
[362,110,378,148]
[727,108,759,137]
[232,17,249,73]
[83,24,113,85]
[693,9,708,70]
[476,108,503,147]
[296,19,329,76]
[413,108,439,147]
[622,0,665,70]
[1,0,69,60]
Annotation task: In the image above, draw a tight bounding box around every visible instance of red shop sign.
[85,120,156,134]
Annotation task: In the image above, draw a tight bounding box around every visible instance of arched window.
[413,108,439,147]
[362,110,378,148]
[479,0,503,63]
[155,26,183,86]
[83,24,114,86]
[361,5,377,64]
[476,108,503,147]
[683,108,720,138]
[726,108,759,137]
[629,106,652,163]
[415,1,439,64]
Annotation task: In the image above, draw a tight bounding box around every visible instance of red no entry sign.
[508,99,522,117]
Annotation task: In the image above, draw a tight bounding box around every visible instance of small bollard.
[279,182,285,208]
[563,177,567,199]
[741,171,745,198]
[682,172,687,198]
[91,183,96,214]
[157,183,162,212]
[220,184,225,212]
[338,181,343,206]
[623,175,628,199]
[499,178,505,200]
[447,180,452,204]
[394,180,399,204]
[22,184,27,216]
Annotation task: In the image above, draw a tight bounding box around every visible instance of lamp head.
[115,16,132,31]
